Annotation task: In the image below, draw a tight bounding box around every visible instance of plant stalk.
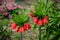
[20,33,23,40]
[39,27,41,40]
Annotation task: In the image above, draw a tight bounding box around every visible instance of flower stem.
[46,28,49,40]
[20,33,23,40]
[39,27,41,40]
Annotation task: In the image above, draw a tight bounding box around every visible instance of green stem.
[39,27,41,40]
[46,0,49,39]
[46,28,49,40]
[20,33,23,40]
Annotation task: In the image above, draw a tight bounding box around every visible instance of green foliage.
[42,1,60,40]
[35,1,46,16]
[0,21,11,40]
[32,0,53,18]
[13,13,29,26]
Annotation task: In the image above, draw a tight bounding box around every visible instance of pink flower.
[3,0,15,4]
[6,3,12,10]
[3,0,17,10]
[2,12,9,15]
[6,3,17,10]
[0,6,4,12]
[8,14,12,18]
[17,5,24,9]
[4,2,7,4]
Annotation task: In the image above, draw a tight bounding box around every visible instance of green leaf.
[13,13,29,26]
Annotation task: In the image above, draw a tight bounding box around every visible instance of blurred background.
[0,0,60,40]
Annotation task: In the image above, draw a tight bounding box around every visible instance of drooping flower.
[18,27,26,33]
[32,16,49,26]
[14,27,19,32]
[42,16,48,24]
[11,21,31,33]
[33,17,38,23]
[24,23,31,30]
[37,20,43,26]
[30,13,35,17]
[11,22,17,29]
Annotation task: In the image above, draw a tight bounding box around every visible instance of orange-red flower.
[37,20,43,26]
[18,27,26,33]
[14,27,19,32]
[18,23,31,33]
[11,22,17,29]
[42,16,48,24]
[33,17,38,23]
[24,23,31,30]
[30,13,35,17]
[11,21,31,33]
[32,16,49,26]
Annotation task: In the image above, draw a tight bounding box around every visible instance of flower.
[3,0,15,4]
[30,13,35,17]
[6,3,17,10]
[6,3,13,10]
[18,27,26,33]
[37,20,43,26]
[8,14,12,19]
[24,23,31,30]
[11,22,17,29]
[33,17,38,23]
[14,27,19,32]
[42,16,48,24]
[32,16,48,26]
[2,12,9,16]
[11,21,31,33]
[0,6,4,12]
[17,5,24,9]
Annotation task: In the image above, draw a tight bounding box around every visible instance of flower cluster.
[0,6,4,12]
[0,0,24,19]
[11,22,31,33]
[30,13,49,26]
[6,3,17,10]
[0,5,12,19]
[4,1,24,10]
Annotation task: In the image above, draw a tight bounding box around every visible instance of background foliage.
[0,0,60,40]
